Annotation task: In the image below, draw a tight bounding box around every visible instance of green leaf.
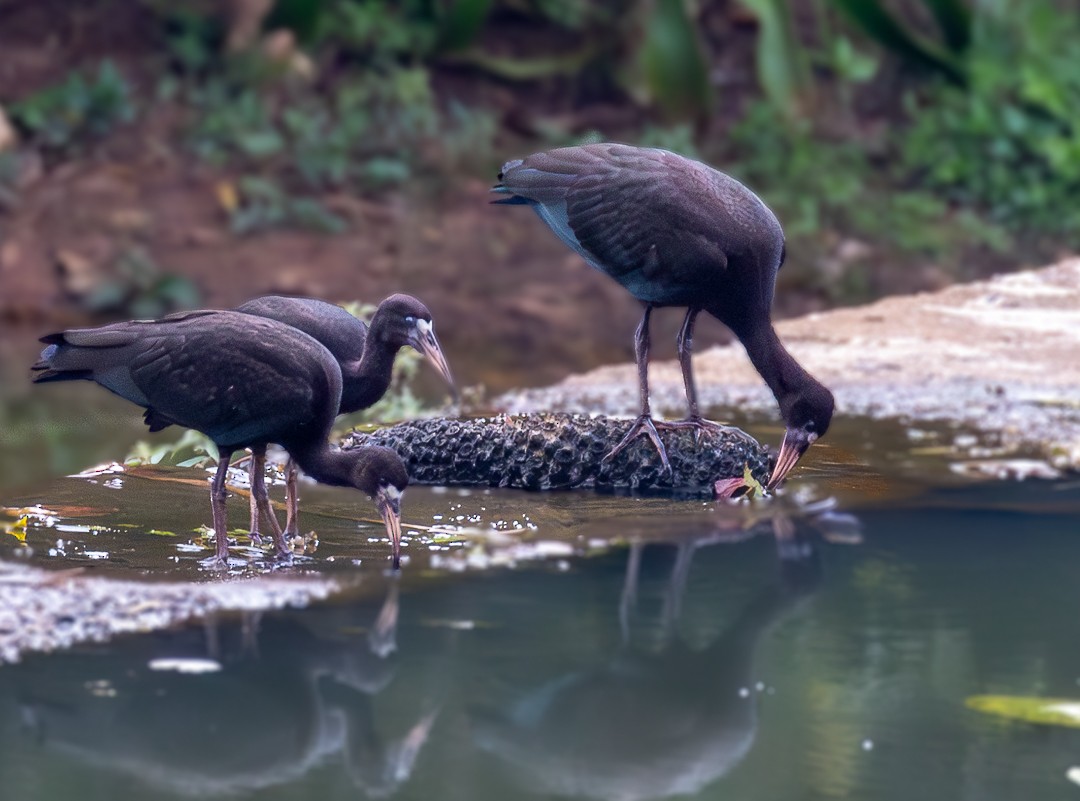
[923,0,972,53]
[640,0,712,122]
[828,0,967,85]
[436,0,493,52]
[738,0,808,117]
[236,129,285,159]
[966,695,1080,728]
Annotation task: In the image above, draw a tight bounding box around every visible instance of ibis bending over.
[494,143,834,488]
[236,294,455,537]
[31,310,410,568]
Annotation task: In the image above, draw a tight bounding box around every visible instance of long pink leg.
[602,304,672,473]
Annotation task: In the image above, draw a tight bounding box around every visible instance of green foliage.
[124,429,217,469]
[228,177,346,235]
[82,247,202,318]
[638,0,711,122]
[187,63,440,192]
[0,152,19,210]
[726,101,1006,299]
[738,0,809,117]
[897,4,1080,234]
[829,0,970,85]
[9,61,136,153]
[637,124,700,160]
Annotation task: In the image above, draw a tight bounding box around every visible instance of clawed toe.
[656,416,732,446]
[602,414,672,474]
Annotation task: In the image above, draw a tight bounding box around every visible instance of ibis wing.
[125,314,336,448]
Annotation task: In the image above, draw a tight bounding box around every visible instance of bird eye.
[404,315,416,325]
[805,420,818,433]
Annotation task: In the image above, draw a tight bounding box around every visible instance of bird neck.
[736,321,811,419]
[290,441,357,488]
[344,335,399,412]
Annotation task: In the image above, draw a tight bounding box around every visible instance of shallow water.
[2,438,1080,799]
[5,322,1080,799]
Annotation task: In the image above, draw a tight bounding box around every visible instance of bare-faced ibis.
[494,143,834,488]
[235,294,454,536]
[31,310,410,568]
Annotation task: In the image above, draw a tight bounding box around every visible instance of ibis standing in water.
[235,293,455,537]
[31,310,410,568]
[494,143,834,488]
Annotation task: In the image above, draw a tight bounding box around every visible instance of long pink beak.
[767,428,816,490]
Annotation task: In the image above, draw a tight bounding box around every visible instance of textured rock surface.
[344,413,772,497]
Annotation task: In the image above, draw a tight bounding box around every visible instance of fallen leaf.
[966,695,1080,728]
[215,181,239,214]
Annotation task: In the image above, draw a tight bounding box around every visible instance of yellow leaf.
[5,515,29,543]
[215,181,239,213]
[966,695,1080,728]
[742,464,767,499]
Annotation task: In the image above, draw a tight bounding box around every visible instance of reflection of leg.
[603,305,671,473]
[202,613,220,660]
[240,610,263,657]
[619,542,644,645]
[249,446,290,558]
[368,578,400,658]
[284,458,300,537]
[661,543,695,633]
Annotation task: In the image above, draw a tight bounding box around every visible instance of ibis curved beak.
[409,320,457,401]
[767,428,817,490]
[375,485,404,569]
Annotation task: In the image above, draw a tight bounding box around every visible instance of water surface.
[1,457,1079,800]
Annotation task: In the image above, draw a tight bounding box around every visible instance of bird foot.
[602,414,672,474]
[271,531,299,561]
[199,554,230,571]
[655,416,733,446]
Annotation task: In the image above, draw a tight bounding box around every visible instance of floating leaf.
[4,515,29,543]
[966,695,1080,728]
[714,463,768,500]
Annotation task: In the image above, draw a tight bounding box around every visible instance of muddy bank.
[498,260,1080,474]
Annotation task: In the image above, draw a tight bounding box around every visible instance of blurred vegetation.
[8,61,135,154]
[78,247,203,319]
[2,0,1078,304]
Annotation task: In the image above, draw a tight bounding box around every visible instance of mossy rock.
[343,413,772,498]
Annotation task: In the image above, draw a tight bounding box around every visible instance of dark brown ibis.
[235,293,454,536]
[31,310,410,568]
[493,143,834,488]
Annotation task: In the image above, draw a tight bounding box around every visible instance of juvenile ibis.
[31,310,410,568]
[235,293,454,536]
[494,143,834,488]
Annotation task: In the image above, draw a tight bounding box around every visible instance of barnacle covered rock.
[343,413,772,498]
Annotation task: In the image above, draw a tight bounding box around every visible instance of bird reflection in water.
[11,579,438,798]
[471,513,852,801]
